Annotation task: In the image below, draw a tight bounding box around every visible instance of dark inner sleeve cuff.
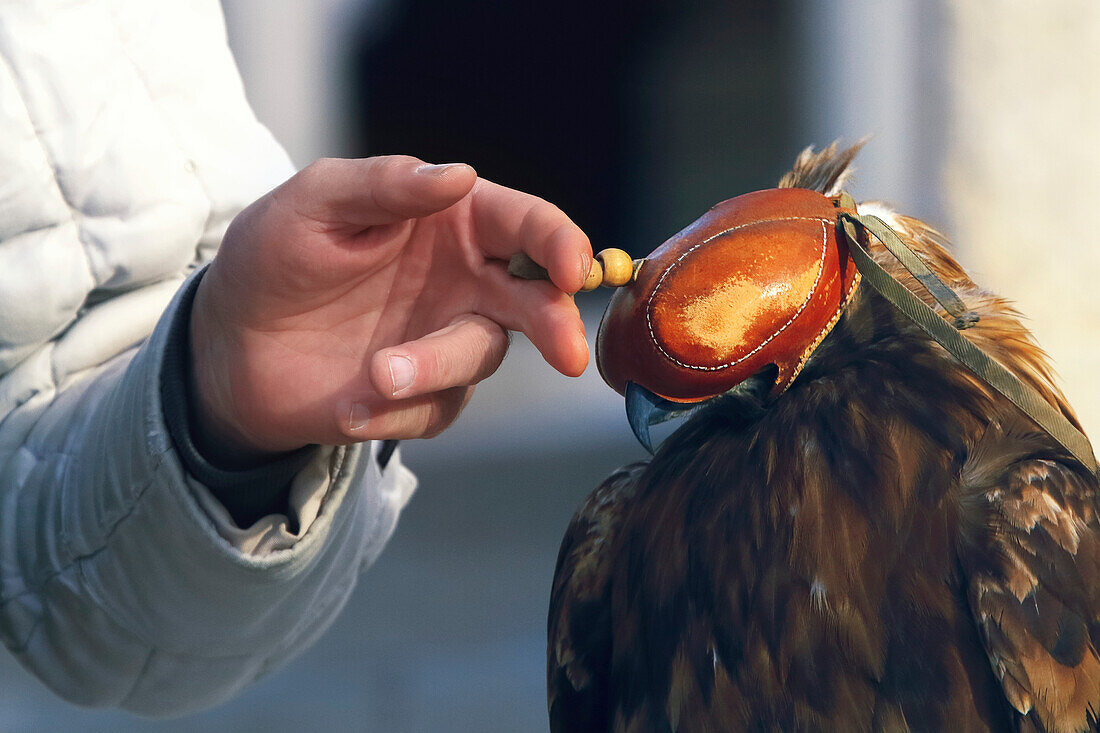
[159,267,315,529]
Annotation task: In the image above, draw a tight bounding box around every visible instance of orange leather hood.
[596,187,860,403]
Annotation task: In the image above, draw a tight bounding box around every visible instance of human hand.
[188,156,592,466]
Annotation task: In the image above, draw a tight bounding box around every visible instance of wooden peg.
[581,258,604,291]
[508,249,637,291]
[596,248,635,288]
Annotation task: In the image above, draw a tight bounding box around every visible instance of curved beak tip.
[625,382,701,455]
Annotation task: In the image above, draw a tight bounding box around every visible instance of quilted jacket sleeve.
[0,274,417,716]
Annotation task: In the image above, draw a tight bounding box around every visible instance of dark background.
[351,0,799,257]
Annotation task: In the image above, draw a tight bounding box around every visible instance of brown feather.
[778,138,868,196]
[548,463,647,732]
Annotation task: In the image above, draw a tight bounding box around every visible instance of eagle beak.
[625,382,702,454]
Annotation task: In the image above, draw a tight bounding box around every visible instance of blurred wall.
[794,0,1100,437]
[945,2,1100,438]
[795,0,949,224]
[222,0,391,166]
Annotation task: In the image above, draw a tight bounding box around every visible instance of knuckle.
[545,219,584,262]
[519,203,577,260]
[538,203,571,236]
[417,347,447,389]
[371,154,417,178]
[465,314,504,346]
[453,319,508,382]
[516,202,543,244]
[301,157,339,181]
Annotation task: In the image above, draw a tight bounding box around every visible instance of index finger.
[289,155,478,231]
[467,178,592,294]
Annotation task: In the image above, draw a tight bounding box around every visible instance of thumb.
[334,315,508,441]
[369,315,509,400]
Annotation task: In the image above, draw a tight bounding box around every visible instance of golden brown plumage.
[548,143,1100,732]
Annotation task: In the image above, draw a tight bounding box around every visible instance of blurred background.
[2,0,1098,730]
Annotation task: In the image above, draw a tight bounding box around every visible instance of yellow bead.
[581,258,604,291]
[596,248,634,287]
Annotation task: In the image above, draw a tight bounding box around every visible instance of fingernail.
[348,402,370,431]
[579,252,592,289]
[388,354,415,395]
[416,163,464,177]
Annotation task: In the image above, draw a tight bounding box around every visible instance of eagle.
[547,143,1100,732]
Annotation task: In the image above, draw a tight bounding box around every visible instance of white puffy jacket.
[0,0,416,716]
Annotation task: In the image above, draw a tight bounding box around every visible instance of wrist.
[188,270,299,470]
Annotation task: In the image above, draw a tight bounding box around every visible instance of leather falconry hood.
[595,186,1099,475]
[508,156,1096,470]
[596,187,861,421]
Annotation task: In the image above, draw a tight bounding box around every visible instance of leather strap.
[838,211,1098,476]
